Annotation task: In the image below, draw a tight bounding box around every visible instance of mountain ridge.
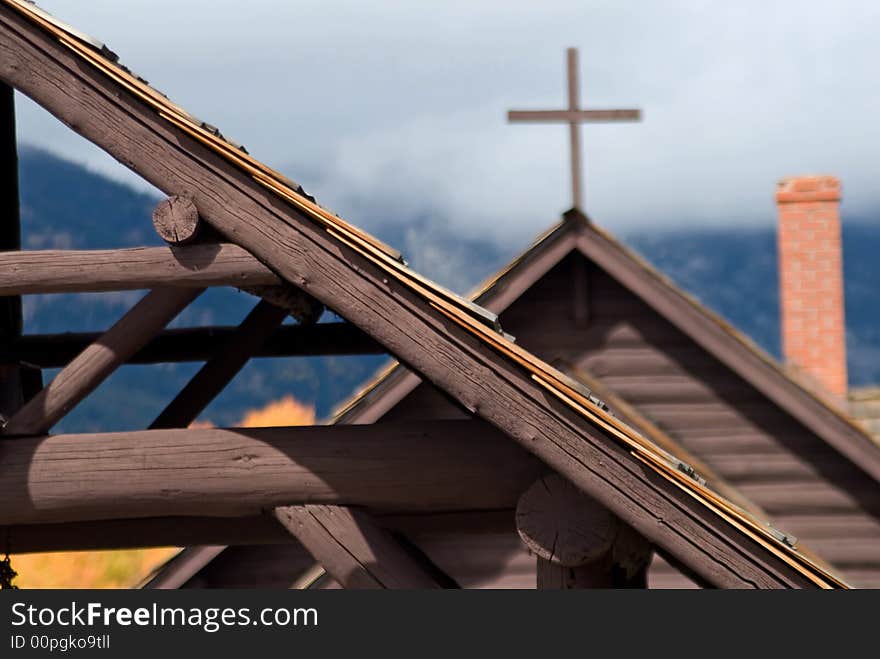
[14,147,880,433]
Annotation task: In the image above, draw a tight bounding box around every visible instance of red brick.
[776,175,847,399]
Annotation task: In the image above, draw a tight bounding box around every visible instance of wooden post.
[273,505,443,589]
[150,299,288,429]
[0,81,22,429]
[516,474,651,589]
[3,287,202,435]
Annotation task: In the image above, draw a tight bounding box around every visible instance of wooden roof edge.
[564,364,848,581]
[331,216,585,424]
[574,222,880,483]
[1,1,842,587]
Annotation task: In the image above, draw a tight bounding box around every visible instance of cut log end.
[152,195,201,245]
[516,473,618,567]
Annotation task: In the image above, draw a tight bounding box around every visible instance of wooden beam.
[0,8,823,587]
[0,81,23,423]
[0,244,280,295]
[0,510,518,554]
[517,474,652,589]
[0,420,543,525]
[273,505,443,589]
[3,287,202,435]
[2,322,384,367]
[150,300,288,429]
[507,109,641,123]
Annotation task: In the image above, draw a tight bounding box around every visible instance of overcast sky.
[15,0,880,244]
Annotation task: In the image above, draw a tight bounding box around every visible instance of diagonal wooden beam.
[273,505,443,589]
[2,287,202,435]
[0,6,827,587]
[150,299,288,429]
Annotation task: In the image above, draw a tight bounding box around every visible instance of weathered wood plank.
[0,244,279,295]
[150,300,288,429]
[273,505,443,589]
[2,321,384,367]
[0,8,820,587]
[0,420,544,524]
[2,287,202,435]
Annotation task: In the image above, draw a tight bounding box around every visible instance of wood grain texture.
[3,287,201,435]
[516,473,618,567]
[4,321,383,367]
[0,9,822,587]
[152,194,200,245]
[274,505,442,589]
[0,244,279,295]
[0,420,544,524]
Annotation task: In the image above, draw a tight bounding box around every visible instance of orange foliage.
[238,394,315,427]
[10,548,179,589]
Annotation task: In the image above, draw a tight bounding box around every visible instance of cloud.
[17,0,880,244]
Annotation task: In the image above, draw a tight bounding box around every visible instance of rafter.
[149,299,288,429]
[2,287,201,435]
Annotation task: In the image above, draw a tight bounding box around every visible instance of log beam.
[2,287,202,435]
[0,420,543,525]
[0,510,518,555]
[2,322,384,367]
[0,244,280,296]
[152,195,201,245]
[274,505,443,589]
[516,474,652,589]
[150,300,288,429]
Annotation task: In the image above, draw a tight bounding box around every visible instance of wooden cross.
[508,48,641,210]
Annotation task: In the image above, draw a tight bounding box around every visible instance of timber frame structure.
[151,210,880,589]
[0,0,855,588]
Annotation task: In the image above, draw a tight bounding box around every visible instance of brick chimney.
[776,175,847,401]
